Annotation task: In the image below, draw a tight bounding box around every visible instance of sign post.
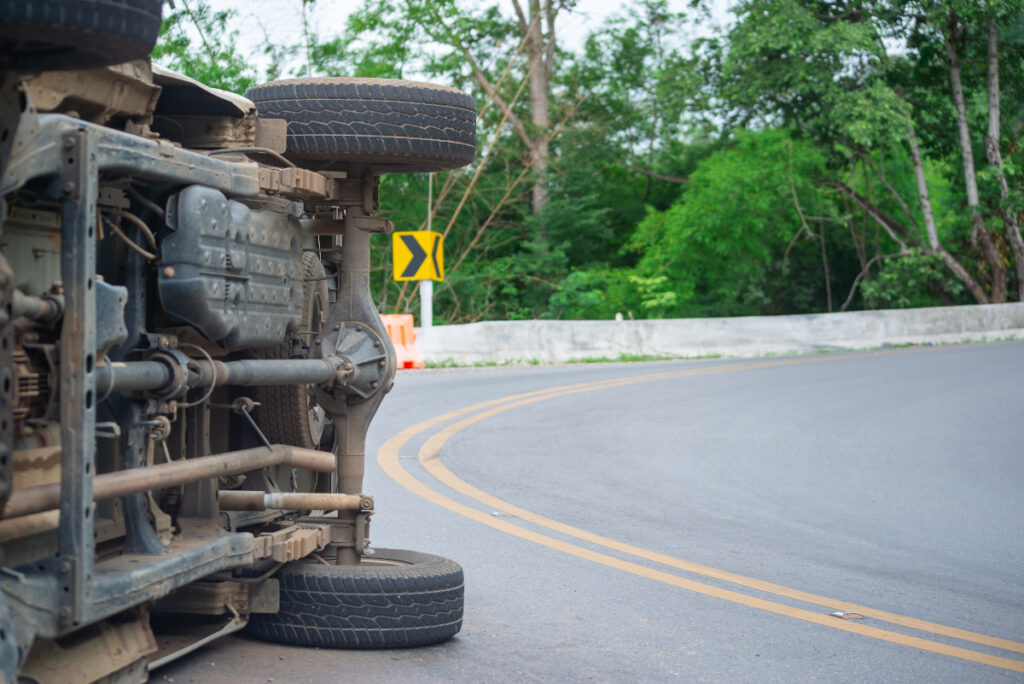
[423,173,434,329]
[391,174,443,328]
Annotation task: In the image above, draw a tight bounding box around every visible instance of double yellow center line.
[377,351,1024,673]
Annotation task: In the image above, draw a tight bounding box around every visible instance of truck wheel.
[245,78,476,174]
[0,0,163,72]
[256,252,330,494]
[246,549,464,648]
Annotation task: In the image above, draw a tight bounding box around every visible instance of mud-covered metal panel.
[159,186,303,349]
[0,254,13,512]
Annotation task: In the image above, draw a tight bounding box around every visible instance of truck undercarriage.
[0,2,475,681]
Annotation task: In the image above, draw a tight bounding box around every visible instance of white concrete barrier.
[414,302,1024,364]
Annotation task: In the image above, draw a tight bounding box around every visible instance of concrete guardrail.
[413,302,1024,365]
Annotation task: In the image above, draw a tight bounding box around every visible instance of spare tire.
[246,548,464,649]
[246,78,477,174]
[0,0,163,72]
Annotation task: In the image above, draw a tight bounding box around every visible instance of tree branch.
[839,250,911,312]
[858,152,920,235]
[511,0,529,37]
[463,48,534,148]
[180,0,219,66]
[624,164,688,184]
[821,180,915,252]
[785,143,817,261]
[543,0,557,74]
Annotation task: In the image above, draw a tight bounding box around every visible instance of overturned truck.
[0,2,476,681]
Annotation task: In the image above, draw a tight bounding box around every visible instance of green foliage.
[860,250,966,309]
[547,268,640,320]
[152,2,257,93]
[153,0,1024,322]
[629,129,841,317]
[719,0,1024,304]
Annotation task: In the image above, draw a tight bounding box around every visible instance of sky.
[198,0,733,76]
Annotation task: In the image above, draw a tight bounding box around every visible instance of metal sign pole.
[421,173,434,328]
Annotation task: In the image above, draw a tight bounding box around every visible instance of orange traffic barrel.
[380,313,425,369]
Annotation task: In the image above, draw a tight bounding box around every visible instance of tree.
[627,129,846,317]
[152,0,259,93]
[343,0,583,215]
[715,0,1024,305]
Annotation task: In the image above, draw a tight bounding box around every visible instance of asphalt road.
[161,342,1024,683]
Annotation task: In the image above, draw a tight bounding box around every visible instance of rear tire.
[245,78,477,174]
[0,0,163,72]
[246,548,464,649]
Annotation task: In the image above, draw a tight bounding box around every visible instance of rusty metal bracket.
[299,511,373,556]
[304,215,394,235]
[56,127,98,629]
[253,118,287,153]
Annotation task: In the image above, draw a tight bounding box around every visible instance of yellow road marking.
[418,387,1024,656]
[378,351,1024,673]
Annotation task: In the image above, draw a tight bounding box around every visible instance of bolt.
[59,560,71,573]
[370,381,378,389]
[63,138,74,150]
[333,324,340,331]
[162,266,175,278]
[63,181,75,195]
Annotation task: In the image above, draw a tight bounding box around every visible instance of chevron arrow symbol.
[400,234,428,278]
[431,234,442,279]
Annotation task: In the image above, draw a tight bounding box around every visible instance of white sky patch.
[192,0,733,79]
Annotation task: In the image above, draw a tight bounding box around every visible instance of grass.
[423,351,721,369]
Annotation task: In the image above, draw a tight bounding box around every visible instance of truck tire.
[245,78,476,174]
[0,0,162,72]
[246,549,464,648]
[256,252,330,494]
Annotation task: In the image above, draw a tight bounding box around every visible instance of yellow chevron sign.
[392,231,444,281]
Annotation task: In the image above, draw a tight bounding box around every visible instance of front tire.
[246,548,464,649]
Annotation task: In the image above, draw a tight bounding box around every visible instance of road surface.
[161,342,1024,682]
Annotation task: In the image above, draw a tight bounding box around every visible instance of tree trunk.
[984,18,1024,300]
[525,0,551,215]
[908,125,989,303]
[945,15,1006,302]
